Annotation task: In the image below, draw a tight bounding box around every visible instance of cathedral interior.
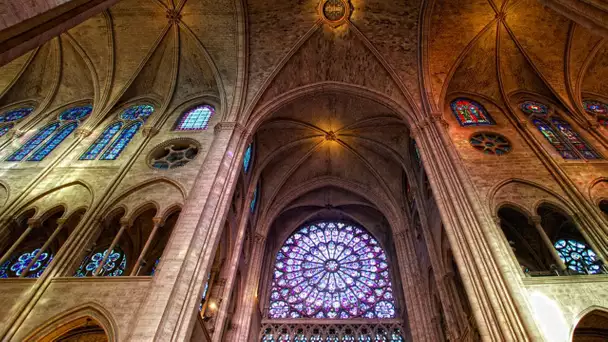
[0,0,608,341]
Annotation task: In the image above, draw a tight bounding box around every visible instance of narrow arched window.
[250,185,258,213]
[174,104,214,131]
[268,221,397,319]
[81,104,153,160]
[243,143,252,173]
[450,98,495,126]
[7,105,91,161]
[522,101,600,160]
[0,107,34,137]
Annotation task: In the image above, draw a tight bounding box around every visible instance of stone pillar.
[128,122,246,341]
[20,217,67,278]
[530,216,567,272]
[211,208,250,342]
[231,233,266,342]
[94,218,129,276]
[130,216,163,276]
[393,229,441,342]
[0,218,39,266]
[413,115,539,340]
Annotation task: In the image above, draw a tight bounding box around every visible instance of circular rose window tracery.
[269,221,396,320]
[469,132,511,155]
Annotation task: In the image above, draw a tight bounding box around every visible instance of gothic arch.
[22,303,117,341]
[570,306,608,342]
[489,178,574,216]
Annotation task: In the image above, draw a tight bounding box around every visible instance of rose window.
[149,139,199,170]
[469,132,511,155]
[269,221,396,319]
[554,239,601,274]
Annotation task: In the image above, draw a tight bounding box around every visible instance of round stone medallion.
[319,0,351,27]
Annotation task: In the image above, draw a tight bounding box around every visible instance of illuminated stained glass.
[450,98,494,126]
[120,104,154,121]
[0,107,34,123]
[599,118,608,127]
[175,105,214,130]
[59,105,92,121]
[583,100,608,116]
[554,239,601,274]
[520,101,549,115]
[100,121,143,160]
[75,248,126,277]
[7,122,60,161]
[250,185,258,212]
[150,258,160,276]
[28,122,78,161]
[199,273,211,311]
[0,248,53,278]
[80,122,123,160]
[532,119,578,159]
[269,221,396,319]
[551,119,600,159]
[0,124,13,137]
[244,143,252,173]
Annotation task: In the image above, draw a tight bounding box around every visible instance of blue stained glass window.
[0,124,13,137]
[551,119,600,159]
[80,122,123,160]
[268,221,397,319]
[0,107,34,123]
[28,122,78,161]
[450,98,494,126]
[120,104,154,121]
[7,122,60,161]
[532,119,579,159]
[59,105,92,121]
[250,185,258,212]
[243,143,252,173]
[0,248,53,278]
[75,247,127,277]
[175,105,214,131]
[100,121,143,160]
[554,239,601,274]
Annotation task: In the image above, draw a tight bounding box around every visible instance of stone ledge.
[51,276,153,284]
[523,274,608,286]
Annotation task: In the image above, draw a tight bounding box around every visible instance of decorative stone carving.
[318,0,351,27]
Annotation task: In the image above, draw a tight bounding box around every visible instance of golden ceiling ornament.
[318,0,352,27]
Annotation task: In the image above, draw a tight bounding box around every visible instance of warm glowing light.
[528,291,569,342]
[208,301,218,310]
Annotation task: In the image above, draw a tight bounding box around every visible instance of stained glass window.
[80,104,153,161]
[199,273,211,311]
[551,119,599,159]
[28,122,78,161]
[100,122,143,160]
[75,247,127,277]
[0,124,13,137]
[0,107,34,123]
[7,122,60,161]
[450,98,495,126]
[554,239,601,274]
[0,248,53,278]
[80,122,123,160]
[175,105,214,130]
[250,185,258,212]
[583,100,608,116]
[6,105,91,162]
[520,101,549,115]
[532,119,578,159]
[243,143,252,173]
[269,221,396,319]
[469,133,511,155]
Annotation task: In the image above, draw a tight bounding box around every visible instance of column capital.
[253,233,266,245]
[119,217,132,227]
[56,218,68,225]
[26,218,41,228]
[152,216,164,226]
[530,215,542,225]
[142,126,160,138]
[74,128,92,139]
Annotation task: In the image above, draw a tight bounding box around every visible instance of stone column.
[130,217,163,276]
[94,218,130,276]
[530,216,567,272]
[413,115,539,340]
[0,218,39,266]
[393,229,441,342]
[230,233,266,342]
[20,218,67,278]
[128,122,246,341]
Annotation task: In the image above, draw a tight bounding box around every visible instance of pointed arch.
[28,121,78,161]
[7,122,60,161]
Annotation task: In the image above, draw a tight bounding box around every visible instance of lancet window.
[250,185,258,212]
[521,101,600,160]
[450,98,495,126]
[7,105,92,161]
[0,107,34,137]
[80,104,154,160]
[243,143,253,173]
[174,104,214,131]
